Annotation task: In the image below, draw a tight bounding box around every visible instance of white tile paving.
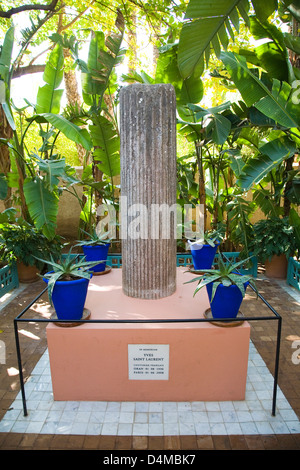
[1,341,300,436]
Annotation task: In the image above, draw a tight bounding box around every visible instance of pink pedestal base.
[46,268,250,402]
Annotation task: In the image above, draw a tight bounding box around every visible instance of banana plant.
[81,14,125,195]
[1,41,92,239]
[0,26,15,131]
[51,11,126,233]
[221,51,300,128]
[0,27,15,206]
[177,0,280,79]
[178,0,300,192]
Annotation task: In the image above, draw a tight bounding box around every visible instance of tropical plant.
[76,228,111,247]
[186,253,257,301]
[177,0,300,212]
[188,227,223,247]
[52,11,126,233]
[130,43,250,233]
[177,0,294,80]
[248,216,299,262]
[0,219,63,270]
[0,31,93,239]
[39,248,103,300]
[225,190,255,255]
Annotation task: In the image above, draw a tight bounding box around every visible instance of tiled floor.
[1,273,300,450]
[1,342,300,438]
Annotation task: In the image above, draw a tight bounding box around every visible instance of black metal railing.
[13,254,282,418]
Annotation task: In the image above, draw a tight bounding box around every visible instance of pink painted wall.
[46,268,250,401]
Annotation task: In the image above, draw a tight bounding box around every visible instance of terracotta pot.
[265,254,288,279]
[17,262,39,283]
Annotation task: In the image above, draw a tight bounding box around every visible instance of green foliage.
[0,35,92,239]
[221,51,300,128]
[0,26,15,130]
[186,253,257,301]
[89,115,120,179]
[177,0,278,79]
[289,208,300,257]
[155,44,203,111]
[0,173,8,199]
[36,44,64,115]
[53,10,126,225]
[35,113,92,151]
[188,228,224,247]
[249,216,298,262]
[237,135,297,190]
[226,191,255,256]
[0,219,63,269]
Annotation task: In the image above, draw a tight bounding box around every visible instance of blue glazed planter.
[82,243,110,272]
[206,279,249,319]
[190,242,219,270]
[44,276,90,320]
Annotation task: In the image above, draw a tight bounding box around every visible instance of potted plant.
[0,220,63,283]
[249,217,297,279]
[39,249,104,321]
[186,255,257,319]
[188,229,222,271]
[76,228,111,274]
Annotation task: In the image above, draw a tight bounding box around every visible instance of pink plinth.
[46,268,250,401]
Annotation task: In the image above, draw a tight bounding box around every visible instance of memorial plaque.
[128,344,169,380]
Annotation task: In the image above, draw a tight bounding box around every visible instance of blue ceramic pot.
[206,279,249,319]
[82,243,110,272]
[44,275,90,320]
[190,242,219,270]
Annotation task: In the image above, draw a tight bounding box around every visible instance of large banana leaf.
[249,16,294,83]
[23,177,58,239]
[36,44,64,115]
[89,115,120,178]
[35,156,67,190]
[253,188,282,217]
[34,113,92,151]
[81,11,125,106]
[155,44,203,106]
[178,102,233,145]
[81,31,105,102]
[238,136,297,190]
[221,51,300,128]
[0,26,14,83]
[0,27,15,130]
[177,0,277,78]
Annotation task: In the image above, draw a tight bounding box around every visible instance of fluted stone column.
[120,84,177,299]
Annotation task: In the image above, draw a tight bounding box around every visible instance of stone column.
[120,83,177,299]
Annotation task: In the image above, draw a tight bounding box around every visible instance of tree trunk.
[127,12,137,73]
[63,49,87,165]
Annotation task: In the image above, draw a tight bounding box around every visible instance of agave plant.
[187,253,257,301]
[188,228,223,248]
[76,228,111,247]
[37,249,103,301]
